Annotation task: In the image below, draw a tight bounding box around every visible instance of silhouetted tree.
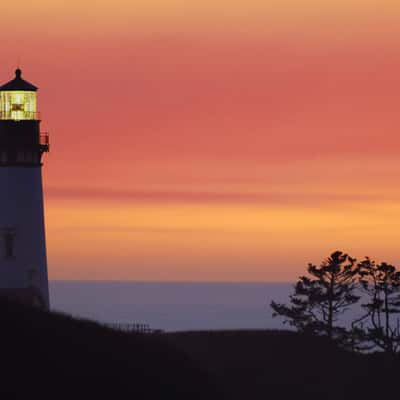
[356,258,400,354]
[271,251,359,343]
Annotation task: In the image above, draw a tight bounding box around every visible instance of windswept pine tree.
[271,251,360,343]
[356,258,400,354]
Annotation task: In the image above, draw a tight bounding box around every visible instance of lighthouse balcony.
[0,130,49,151]
[0,111,41,121]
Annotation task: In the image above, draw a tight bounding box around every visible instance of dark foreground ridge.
[167,330,400,399]
[0,298,399,400]
[0,298,217,400]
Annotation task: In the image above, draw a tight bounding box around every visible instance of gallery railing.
[39,132,50,151]
[0,111,41,120]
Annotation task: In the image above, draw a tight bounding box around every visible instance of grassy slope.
[167,330,400,400]
[0,299,218,399]
[0,299,399,400]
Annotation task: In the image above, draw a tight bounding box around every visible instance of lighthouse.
[0,69,50,309]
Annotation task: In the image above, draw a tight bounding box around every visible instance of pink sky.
[2,1,400,280]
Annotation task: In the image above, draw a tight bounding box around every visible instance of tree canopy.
[272,251,400,354]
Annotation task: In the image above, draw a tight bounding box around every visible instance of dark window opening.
[11,104,24,112]
[4,232,14,258]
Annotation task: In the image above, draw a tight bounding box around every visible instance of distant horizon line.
[49,279,294,284]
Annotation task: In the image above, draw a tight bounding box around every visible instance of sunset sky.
[2,0,400,281]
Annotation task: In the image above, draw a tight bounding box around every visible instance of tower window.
[3,231,15,258]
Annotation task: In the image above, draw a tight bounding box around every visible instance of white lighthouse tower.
[0,69,50,309]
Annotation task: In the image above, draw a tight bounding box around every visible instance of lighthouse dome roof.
[0,69,38,91]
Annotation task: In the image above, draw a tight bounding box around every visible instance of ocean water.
[49,281,293,332]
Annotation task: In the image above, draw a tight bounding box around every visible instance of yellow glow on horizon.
[45,199,400,281]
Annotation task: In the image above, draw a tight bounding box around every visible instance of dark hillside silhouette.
[1,296,400,400]
[0,298,218,400]
[168,330,400,400]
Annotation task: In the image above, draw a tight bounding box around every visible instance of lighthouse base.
[0,287,47,309]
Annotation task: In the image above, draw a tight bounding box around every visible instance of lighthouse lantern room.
[0,69,50,309]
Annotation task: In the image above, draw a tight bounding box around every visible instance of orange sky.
[2,1,400,281]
